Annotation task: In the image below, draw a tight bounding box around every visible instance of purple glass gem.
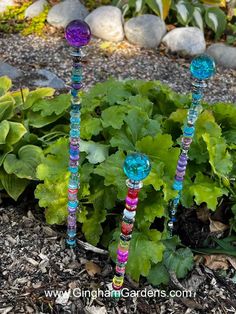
[65,20,91,47]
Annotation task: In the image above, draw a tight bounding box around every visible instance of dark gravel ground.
[0,33,235,104]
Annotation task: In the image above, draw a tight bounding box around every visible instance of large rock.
[124,14,166,48]
[85,6,124,42]
[0,63,22,80]
[0,0,14,13]
[47,0,88,28]
[25,0,48,19]
[207,43,236,69]
[162,27,206,56]
[33,69,65,89]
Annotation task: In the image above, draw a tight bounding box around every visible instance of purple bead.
[118,254,128,263]
[68,215,76,226]
[70,155,80,161]
[177,165,186,171]
[175,176,184,181]
[65,20,91,47]
[176,170,186,177]
[178,160,187,167]
[117,249,128,258]
[125,197,138,207]
[72,82,83,90]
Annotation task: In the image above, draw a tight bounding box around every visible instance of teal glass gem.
[123,153,151,181]
[190,54,216,80]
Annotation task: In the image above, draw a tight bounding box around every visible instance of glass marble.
[65,20,91,47]
[123,153,151,181]
[190,55,216,80]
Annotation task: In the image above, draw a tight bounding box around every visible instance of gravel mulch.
[0,33,235,104]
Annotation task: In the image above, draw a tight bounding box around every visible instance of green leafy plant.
[116,0,227,39]
[0,76,70,200]
[0,1,50,36]
[35,79,236,283]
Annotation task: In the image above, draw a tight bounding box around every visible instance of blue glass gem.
[123,153,151,181]
[190,54,216,80]
[66,238,76,246]
[173,180,183,191]
[68,230,76,237]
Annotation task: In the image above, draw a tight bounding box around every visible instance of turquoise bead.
[68,230,76,237]
[190,54,216,80]
[70,129,80,137]
[68,201,78,208]
[66,238,76,246]
[69,166,78,174]
[173,180,183,191]
[183,126,195,137]
[123,153,151,181]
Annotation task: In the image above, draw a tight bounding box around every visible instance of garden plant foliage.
[34,79,236,283]
[0,76,70,200]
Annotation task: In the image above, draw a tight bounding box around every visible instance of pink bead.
[116,265,125,274]
[118,254,128,263]
[117,249,128,258]
[125,196,138,207]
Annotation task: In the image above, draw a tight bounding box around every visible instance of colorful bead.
[112,154,151,298]
[121,221,134,235]
[190,54,216,80]
[123,153,151,181]
[66,21,91,247]
[65,20,91,47]
[123,209,136,220]
[168,54,216,237]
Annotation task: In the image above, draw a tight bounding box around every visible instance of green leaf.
[27,110,63,128]
[11,88,29,107]
[32,94,70,116]
[192,6,204,31]
[110,127,135,151]
[23,87,55,109]
[164,247,193,279]
[4,145,44,179]
[0,94,14,120]
[195,110,221,139]
[81,114,102,140]
[36,138,68,180]
[94,151,127,199]
[143,161,165,191]
[36,173,69,224]
[79,207,107,245]
[136,134,180,178]
[203,133,233,176]
[212,103,236,130]
[175,0,194,25]
[0,169,29,201]
[147,263,170,286]
[0,120,10,144]
[109,231,165,281]
[205,7,227,39]
[189,172,226,210]
[136,191,166,226]
[80,140,109,164]
[145,0,171,19]
[124,108,149,143]
[6,122,27,145]
[101,106,127,129]
[0,76,12,96]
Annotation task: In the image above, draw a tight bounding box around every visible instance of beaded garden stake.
[111,153,151,298]
[65,20,91,247]
[168,54,216,236]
